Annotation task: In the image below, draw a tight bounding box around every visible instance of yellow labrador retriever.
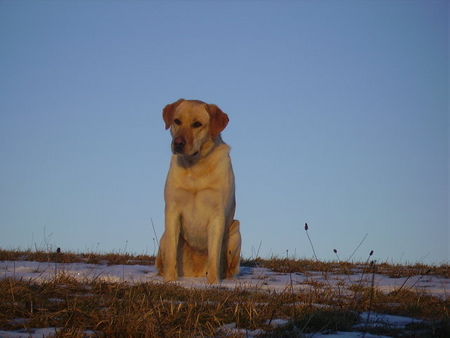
[157,99,241,283]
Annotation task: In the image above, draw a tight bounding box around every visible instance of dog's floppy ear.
[162,99,184,129]
[206,104,229,139]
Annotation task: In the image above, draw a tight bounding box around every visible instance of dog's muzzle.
[172,136,186,154]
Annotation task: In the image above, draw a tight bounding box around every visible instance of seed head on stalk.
[304,222,318,261]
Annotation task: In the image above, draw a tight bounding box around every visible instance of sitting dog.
[156,99,241,283]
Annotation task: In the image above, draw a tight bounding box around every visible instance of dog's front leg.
[162,208,180,281]
[207,215,225,284]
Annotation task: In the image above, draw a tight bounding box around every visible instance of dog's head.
[163,99,229,157]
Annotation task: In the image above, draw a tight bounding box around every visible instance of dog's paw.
[163,270,178,282]
[206,270,220,284]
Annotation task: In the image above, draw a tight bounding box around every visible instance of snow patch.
[355,312,424,329]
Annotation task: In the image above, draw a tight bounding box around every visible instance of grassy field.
[0,249,448,337]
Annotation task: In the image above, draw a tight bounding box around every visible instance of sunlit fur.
[157,99,241,283]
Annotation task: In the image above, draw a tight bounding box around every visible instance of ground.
[0,250,448,337]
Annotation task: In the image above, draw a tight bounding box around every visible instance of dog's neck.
[200,135,224,158]
[176,136,225,168]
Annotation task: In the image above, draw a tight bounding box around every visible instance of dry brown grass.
[0,248,155,266]
[242,256,449,279]
[0,249,449,336]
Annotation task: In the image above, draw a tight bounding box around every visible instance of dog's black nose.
[173,136,186,153]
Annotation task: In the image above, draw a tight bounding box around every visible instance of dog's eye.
[192,121,202,128]
[174,119,182,126]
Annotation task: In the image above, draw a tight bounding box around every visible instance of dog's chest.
[177,188,219,249]
[176,177,220,220]
[170,167,222,248]
[179,170,214,192]
[170,155,222,193]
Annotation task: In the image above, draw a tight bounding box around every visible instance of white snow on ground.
[1,260,448,298]
[356,312,423,329]
[0,328,60,338]
[0,328,97,338]
[1,260,447,337]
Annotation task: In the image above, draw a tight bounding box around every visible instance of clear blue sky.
[0,1,448,264]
